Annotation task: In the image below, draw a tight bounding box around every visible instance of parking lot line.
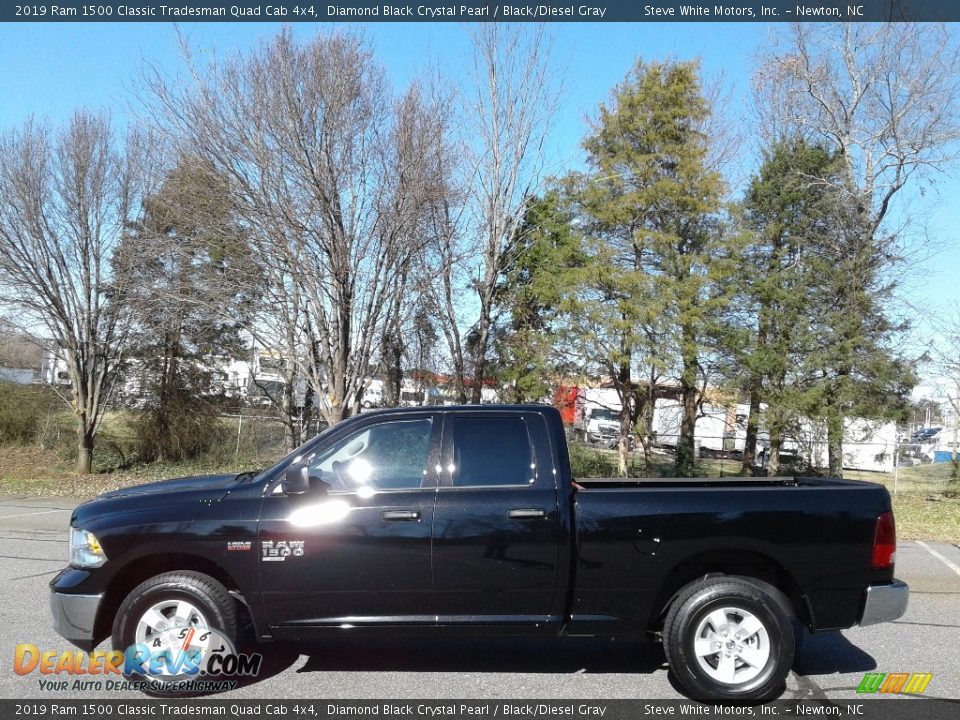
[0,508,71,520]
[916,540,960,578]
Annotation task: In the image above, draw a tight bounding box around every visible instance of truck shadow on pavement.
[233,631,874,698]
[792,631,877,676]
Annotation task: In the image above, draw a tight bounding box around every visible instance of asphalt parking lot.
[1,494,958,701]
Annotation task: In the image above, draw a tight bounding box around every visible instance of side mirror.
[282,463,310,495]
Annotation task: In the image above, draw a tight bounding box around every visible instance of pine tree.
[117,156,254,462]
[568,59,730,477]
[737,139,842,475]
[737,137,915,476]
[495,191,583,404]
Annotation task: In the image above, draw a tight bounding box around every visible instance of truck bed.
[568,475,894,636]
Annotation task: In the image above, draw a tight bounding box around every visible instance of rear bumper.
[859,580,909,626]
[50,591,103,651]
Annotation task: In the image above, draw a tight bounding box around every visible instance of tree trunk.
[826,402,844,477]
[77,426,94,475]
[281,381,298,452]
[768,425,782,477]
[675,323,699,477]
[740,379,763,476]
[617,402,632,478]
[383,289,404,407]
[637,395,654,474]
[438,250,468,404]
[383,337,402,408]
[676,388,698,477]
[470,301,492,405]
[614,359,633,478]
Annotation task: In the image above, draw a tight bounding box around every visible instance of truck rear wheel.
[663,578,795,702]
[112,571,239,693]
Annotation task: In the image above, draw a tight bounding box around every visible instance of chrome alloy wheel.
[692,606,771,685]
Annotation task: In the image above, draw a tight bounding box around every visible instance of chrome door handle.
[381,510,421,521]
[507,508,546,520]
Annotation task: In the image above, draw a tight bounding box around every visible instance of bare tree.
[465,24,558,403]
[925,304,960,487]
[0,112,146,473]
[416,136,471,404]
[144,30,452,426]
[757,23,960,475]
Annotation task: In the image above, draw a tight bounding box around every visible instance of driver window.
[307,418,433,493]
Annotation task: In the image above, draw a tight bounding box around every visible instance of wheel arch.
[650,549,810,632]
[94,553,259,646]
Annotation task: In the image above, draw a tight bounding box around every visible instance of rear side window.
[451,416,533,487]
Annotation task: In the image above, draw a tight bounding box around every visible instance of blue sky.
[1,21,958,374]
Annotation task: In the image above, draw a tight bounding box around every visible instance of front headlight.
[69,527,107,568]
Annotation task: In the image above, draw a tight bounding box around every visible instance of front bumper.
[50,590,103,651]
[859,580,909,626]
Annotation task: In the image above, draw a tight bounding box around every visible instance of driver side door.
[257,412,441,634]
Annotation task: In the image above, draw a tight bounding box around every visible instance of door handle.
[381,510,421,521]
[507,508,546,520]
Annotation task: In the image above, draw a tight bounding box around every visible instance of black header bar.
[4,1,960,23]
[2,699,960,720]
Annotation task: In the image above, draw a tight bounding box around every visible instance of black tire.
[663,578,795,702]
[112,571,238,693]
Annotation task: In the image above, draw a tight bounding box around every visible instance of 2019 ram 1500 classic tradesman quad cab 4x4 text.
[51,404,907,700]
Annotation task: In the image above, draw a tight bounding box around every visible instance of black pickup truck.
[51,404,907,700]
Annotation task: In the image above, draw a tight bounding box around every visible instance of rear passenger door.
[430,411,562,630]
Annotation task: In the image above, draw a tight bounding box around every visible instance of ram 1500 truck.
[51,404,907,700]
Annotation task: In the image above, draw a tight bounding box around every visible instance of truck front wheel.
[663,578,795,702]
[111,571,239,691]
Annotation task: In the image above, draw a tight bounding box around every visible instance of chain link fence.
[219,413,331,463]
[889,441,960,495]
[566,432,960,497]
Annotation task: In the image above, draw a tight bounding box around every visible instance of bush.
[0,381,58,444]
[132,392,228,464]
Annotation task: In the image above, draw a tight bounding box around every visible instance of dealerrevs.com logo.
[14,626,262,693]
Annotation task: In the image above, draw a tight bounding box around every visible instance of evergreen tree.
[568,59,731,477]
[736,139,842,475]
[117,156,254,462]
[494,191,583,403]
[738,137,915,476]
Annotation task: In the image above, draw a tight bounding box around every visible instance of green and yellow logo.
[857,672,933,695]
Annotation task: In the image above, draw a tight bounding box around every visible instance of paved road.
[1,495,958,701]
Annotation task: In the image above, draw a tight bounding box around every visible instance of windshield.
[251,422,342,486]
[591,408,619,422]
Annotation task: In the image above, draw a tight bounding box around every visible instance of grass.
[0,444,264,498]
[568,441,751,479]
[0,408,288,499]
[887,494,960,543]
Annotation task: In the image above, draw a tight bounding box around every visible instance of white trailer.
[652,399,751,456]
[788,417,896,473]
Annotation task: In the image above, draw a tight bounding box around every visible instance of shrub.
[0,381,58,444]
[132,392,228,463]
